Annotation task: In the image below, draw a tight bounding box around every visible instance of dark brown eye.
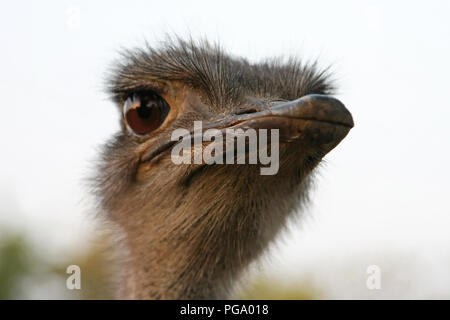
[123,92,170,135]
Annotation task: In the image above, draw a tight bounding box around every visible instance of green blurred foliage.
[0,233,31,299]
[0,228,317,300]
[0,229,112,299]
[235,278,322,300]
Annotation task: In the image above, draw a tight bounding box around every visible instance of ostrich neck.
[114,168,308,299]
[117,206,281,299]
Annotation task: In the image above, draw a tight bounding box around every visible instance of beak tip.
[302,94,354,128]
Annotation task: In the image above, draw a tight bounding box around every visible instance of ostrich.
[95,38,353,299]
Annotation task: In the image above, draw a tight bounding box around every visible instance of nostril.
[234,107,258,116]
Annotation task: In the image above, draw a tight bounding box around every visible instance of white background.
[1,0,449,298]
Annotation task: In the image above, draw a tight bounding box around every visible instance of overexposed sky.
[1,0,449,298]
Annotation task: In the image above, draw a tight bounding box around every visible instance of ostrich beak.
[268,94,353,128]
[226,94,354,154]
[141,94,353,163]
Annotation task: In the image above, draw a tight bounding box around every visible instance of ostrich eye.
[123,92,170,135]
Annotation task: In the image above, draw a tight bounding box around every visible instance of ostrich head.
[95,39,353,299]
